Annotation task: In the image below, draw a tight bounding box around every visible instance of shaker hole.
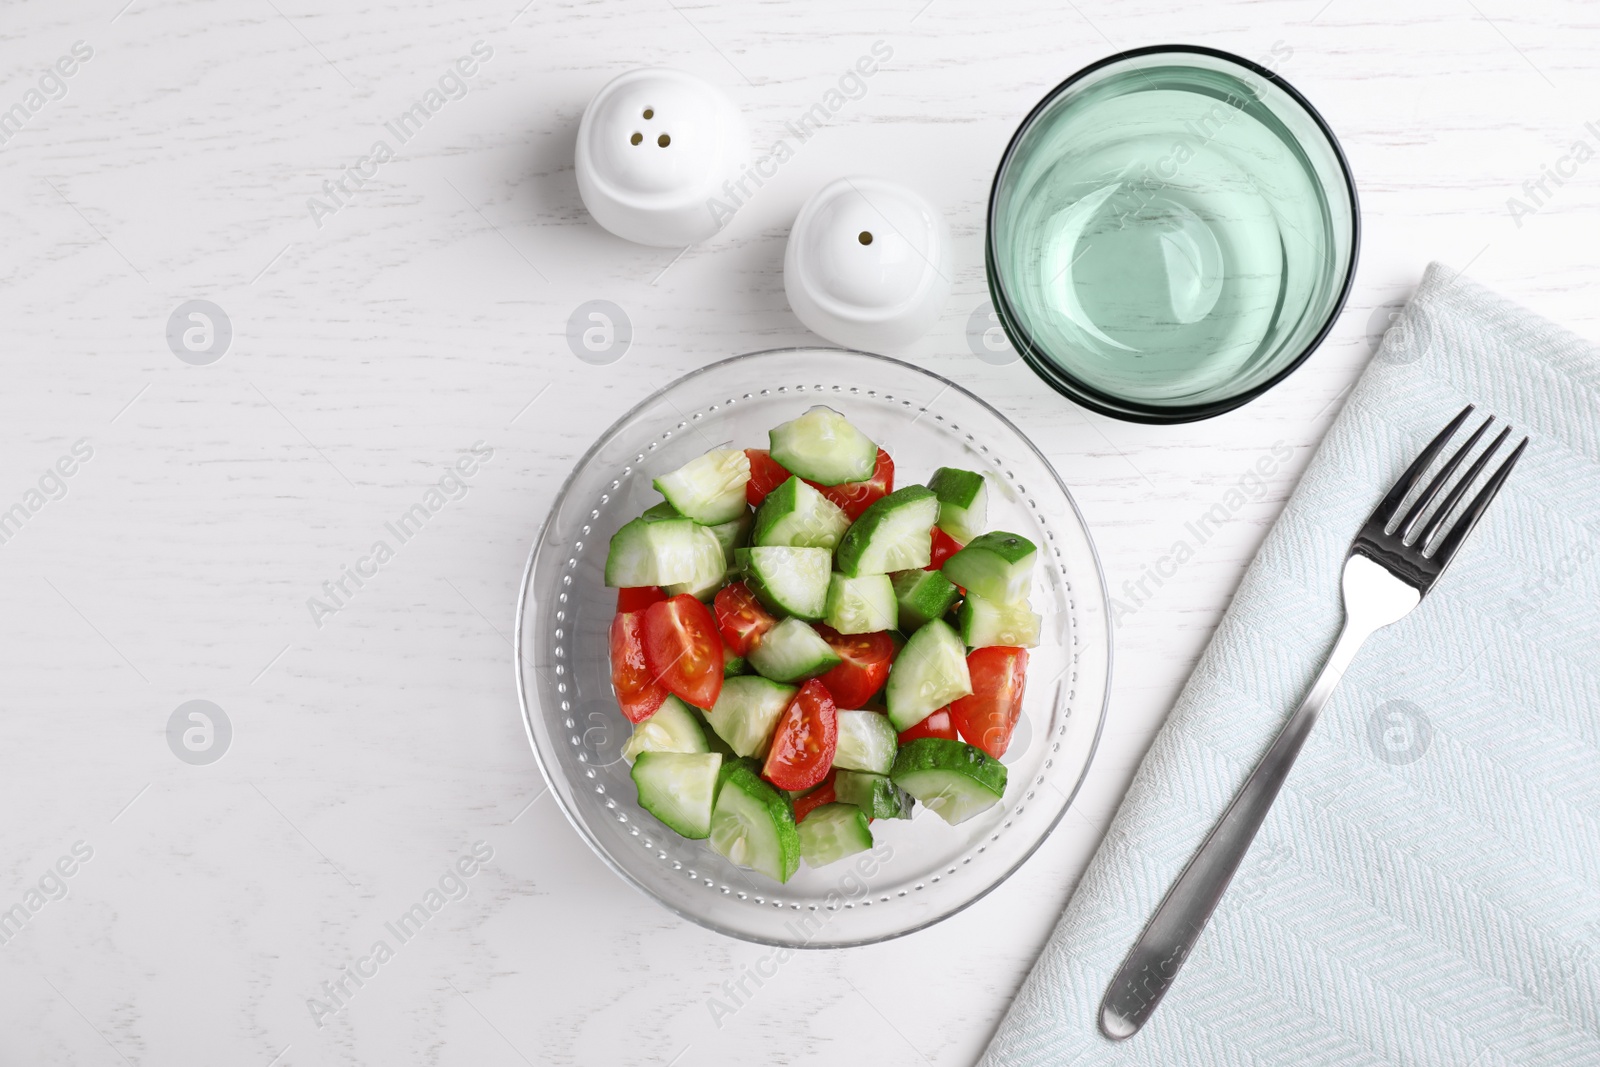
[858,231,873,245]
[643,108,654,119]
[630,132,642,145]
[657,133,671,147]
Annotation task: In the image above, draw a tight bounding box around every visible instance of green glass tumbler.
[987,45,1358,423]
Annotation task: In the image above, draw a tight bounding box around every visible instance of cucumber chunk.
[703,676,797,758]
[884,618,972,730]
[832,710,898,774]
[753,476,850,551]
[891,569,961,632]
[664,561,728,601]
[723,650,748,678]
[708,511,753,565]
[746,618,841,683]
[835,486,940,576]
[605,516,726,588]
[958,591,1041,648]
[641,501,681,521]
[768,406,878,486]
[824,572,897,635]
[653,448,752,525]
[833,770,914,819]
[941,531,1037,604]
[710,759,801,881]
[632,751,722,838]
[927,467,989,544]
[622,696,711,763]
[742,545,832,620]
[797,803,874,867]
[890,738,1007,826]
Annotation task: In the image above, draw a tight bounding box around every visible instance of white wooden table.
[2,0,1594,1063]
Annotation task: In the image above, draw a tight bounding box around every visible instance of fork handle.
[1098,615,1379,1040]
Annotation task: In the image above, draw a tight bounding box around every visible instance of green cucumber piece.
[653,448,751,525]
[824,572,897,635]
[833,770,914,819]
[690,707,738,759]
[958,591,1041,648]
[664,561,728,601]
[710,759,801,882]
[890,738,1007,826]
[709,510,753,566]
[746,618,841,683]
[741,545,832,620]
[641,501,681,521]
[832,710,897,774]
[605,516,726,588]
[723,648,748,677]
[632,751,722,838]
[884,618,972,730]
[927,467,989,544]
[622,696,711,763]
[768,406,878,486]
[941,531,1037,604]
[835,486,940,576]
[703,675,797,758]
[891,569,961,632]
[797,803,874,867]
[753,476,850,551]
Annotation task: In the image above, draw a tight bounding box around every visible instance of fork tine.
[1372,405,1475,528]
[1416,426,1511,547]
[1397,415,1494,541]
[1426,435,1528,565]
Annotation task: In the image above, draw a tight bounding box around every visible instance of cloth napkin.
[982,263,1600,1067]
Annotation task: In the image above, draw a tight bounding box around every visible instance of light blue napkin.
[982,263,1600,1066]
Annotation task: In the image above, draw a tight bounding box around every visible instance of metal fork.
[1099,405,1528,1040]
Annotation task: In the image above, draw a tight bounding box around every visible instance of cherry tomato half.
[713,581,776,656]
[609,610,668,723]
[642,594,725,710]
[809,448,894,521]
[897,707,957,744]
[762,679,838,792]
[814,625,895,710]
[927,527,963,570]
[792,770,837,823]
[744,449,792,507]
[949,646,1028,758]
[616,586,666,614]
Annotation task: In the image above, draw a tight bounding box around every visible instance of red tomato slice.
[897,707,957,744]
[744,449,792,507]
[609,611,668,723]
[713,581,776,656]
[792,771,837,823]
[762,680,838,792]
[949,646,1028,758]
[927,527,963,570]
[642,595,724,710]
[814,625,895,709]
[808,448,894,521]
[616,586,666,614]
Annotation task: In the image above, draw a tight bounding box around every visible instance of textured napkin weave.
[982,264,1600,1067]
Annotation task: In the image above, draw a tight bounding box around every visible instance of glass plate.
[514,348,1112,945]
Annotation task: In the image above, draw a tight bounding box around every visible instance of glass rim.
[984,43,1362,425]
[512,346,1115,947]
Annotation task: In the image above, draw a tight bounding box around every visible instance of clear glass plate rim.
[512,345,1115,946]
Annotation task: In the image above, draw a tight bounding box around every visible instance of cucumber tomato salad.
[604,406,1040,884]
